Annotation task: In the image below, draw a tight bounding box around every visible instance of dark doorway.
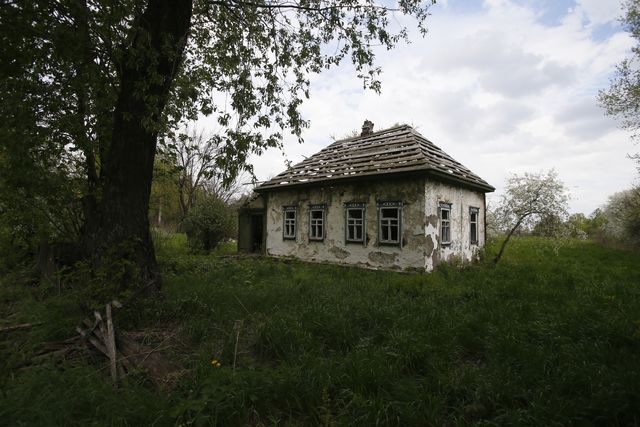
[250,214,264,253]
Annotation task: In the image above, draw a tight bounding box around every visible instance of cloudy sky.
[228,0,637,214]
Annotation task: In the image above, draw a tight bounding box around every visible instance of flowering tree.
[602,186,640,247]
[598,0,640,172]
[493,170,570,264]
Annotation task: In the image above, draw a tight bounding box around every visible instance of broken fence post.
[105,303,118,384]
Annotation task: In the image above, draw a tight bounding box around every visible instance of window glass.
[441,204,451,244]
[380,207,400,244]
[346,208,364,242]
[283,208,296,239]
[309,209,324,240]
[470,208,479,244]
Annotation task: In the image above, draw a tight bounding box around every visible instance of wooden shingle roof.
[256,124,494,192]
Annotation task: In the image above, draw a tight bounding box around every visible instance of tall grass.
[2,236,640,425]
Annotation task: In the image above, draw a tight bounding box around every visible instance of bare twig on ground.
[0,322,43,333]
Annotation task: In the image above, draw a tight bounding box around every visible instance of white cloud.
[243,0,636,214]
[576,0,624,25]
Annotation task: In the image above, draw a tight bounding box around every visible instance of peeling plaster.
[262,176,486,271]
[329,246,350,259]
[368,251,398,265]
[425,234,435,257]
[424,179,485,270]
[426,214,438,228]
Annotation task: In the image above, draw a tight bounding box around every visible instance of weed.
[2,236,640,425]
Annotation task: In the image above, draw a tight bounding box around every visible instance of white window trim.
[283,207,297,240]
[469,207,479,245]
[345,207,365,243]
[309,207,326,241]
[440,202,452,246]
[378,202,402,246]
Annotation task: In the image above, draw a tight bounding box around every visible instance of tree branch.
[205,0,399,13]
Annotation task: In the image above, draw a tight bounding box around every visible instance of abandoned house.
[238,120,494,271]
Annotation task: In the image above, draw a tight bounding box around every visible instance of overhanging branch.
[205,0,400,13]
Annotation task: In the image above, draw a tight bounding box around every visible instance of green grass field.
[2,236,640,425]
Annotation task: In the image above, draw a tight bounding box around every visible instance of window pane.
[382,208,398,219]
[470,210,478,243]
[346,208,364,242]
[310,209,324,239]
[284,208,296,238]
[440,205,451,244]
[348,209,362,219]
[391,225,398,241]
[442,225,450,243]
[378,206,401,244]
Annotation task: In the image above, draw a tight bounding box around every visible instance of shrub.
[182,196,236,252]
[601,187,640,247]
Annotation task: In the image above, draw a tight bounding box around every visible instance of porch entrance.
[250,213,264,253]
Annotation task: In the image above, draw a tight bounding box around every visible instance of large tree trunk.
[93,0,193,294]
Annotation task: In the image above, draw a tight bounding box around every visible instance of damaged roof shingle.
[256,124,494,192]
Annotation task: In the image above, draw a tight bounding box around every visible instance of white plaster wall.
[423,179,486,271]
[264,177,428,270]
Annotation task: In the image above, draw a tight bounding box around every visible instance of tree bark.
[493,216,527,265]
[93,0,193,294]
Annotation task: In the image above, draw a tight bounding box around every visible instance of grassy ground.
[2,236,640,425]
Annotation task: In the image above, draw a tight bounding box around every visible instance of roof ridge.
[336,123,411,144]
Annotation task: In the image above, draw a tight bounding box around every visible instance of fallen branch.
[0,322,42,333]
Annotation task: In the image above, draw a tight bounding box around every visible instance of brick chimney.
[361,120,374,136]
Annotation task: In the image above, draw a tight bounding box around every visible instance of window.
[345,203,366,243]
[309,204,326,241]
[283,207,297,239]
[470,207,479,244]
[440,202,451,245]
[378,201,402,245]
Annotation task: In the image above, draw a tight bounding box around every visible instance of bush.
[182,196,236,252]
[601,187,640,247]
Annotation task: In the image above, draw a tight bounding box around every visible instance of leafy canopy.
[0,0,435,251]
[598,0,640,169]
[1,0,435,185]
[175,0,435,180]
[602,187,640,247]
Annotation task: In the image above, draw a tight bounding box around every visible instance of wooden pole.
[233,320,243,372]
[105,303,118,384]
